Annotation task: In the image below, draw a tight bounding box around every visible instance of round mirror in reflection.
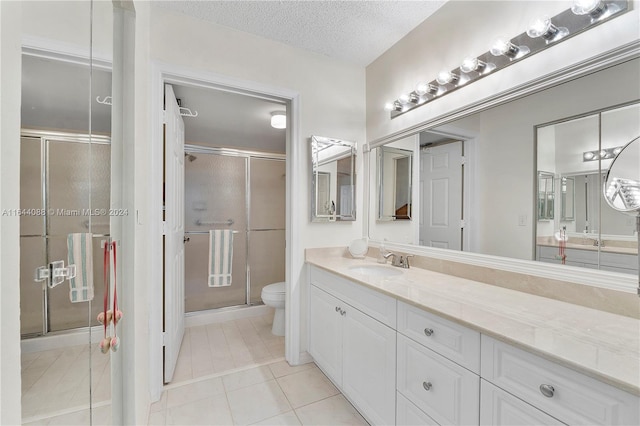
[603,136,640,213]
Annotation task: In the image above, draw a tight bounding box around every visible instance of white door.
[308,284,343,386]
[342,305,396,426]
[420,141,463,249]
[163,84,185,383]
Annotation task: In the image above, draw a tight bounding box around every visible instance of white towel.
[67,233,94,303]
[208,230,233,287]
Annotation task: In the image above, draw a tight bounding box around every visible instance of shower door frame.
[20,128,111,338]
[183,144,286,312]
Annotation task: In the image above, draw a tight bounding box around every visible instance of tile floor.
[22,313,368,425]
[148,360,368,425]
[21,341,111,424]
[171,313,286,384]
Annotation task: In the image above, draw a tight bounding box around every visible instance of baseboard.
[21,326,104,353]
[184,304,273,328]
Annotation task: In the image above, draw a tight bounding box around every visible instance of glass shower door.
[184,153,248,311]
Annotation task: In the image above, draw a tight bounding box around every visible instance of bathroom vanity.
[306,249,639,426]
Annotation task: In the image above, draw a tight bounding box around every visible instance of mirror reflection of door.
[419,140,463,250]
[317,172,332,215]
[394,156,411,219]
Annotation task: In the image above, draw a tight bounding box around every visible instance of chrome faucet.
[383,252,414,269]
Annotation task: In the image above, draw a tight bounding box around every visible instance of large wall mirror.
[367,56,639,277]
[311,135,356,222]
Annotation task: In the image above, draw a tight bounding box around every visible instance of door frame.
[150,62,301,401]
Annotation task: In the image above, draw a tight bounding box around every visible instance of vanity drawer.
[397,392,439,426]
[309,265,396,328]
[397,301,480,373]
[397,334,480,426]
[480,379,565,425]
[481,335,640,425]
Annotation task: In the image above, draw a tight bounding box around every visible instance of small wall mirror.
[603,136,640,212]
[560,176,575,221]
[310,135,356,222]
[537,171,554,220]
[377,146,413,221]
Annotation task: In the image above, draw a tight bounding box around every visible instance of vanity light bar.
[582,146,625,162]
[386,0,628,118]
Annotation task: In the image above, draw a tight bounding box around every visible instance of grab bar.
[184,230,240,235]
[195,219,234,226]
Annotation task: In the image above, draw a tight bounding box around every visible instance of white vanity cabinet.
[308,267,397,426]
[306,263,639,426]
[481,335,640,426]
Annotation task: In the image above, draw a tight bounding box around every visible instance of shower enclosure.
[20,130,111,337]
[184,146,285,312]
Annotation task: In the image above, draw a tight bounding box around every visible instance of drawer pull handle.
[422,381,432,391]
[539,384,555,398]
[424,328,434,336]
[335,306,340,312]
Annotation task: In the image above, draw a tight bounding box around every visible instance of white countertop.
[306,250,640,396]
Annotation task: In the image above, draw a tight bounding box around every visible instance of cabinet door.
[342,305,396,426]
[480,380,565,425]
[309,284,343,386]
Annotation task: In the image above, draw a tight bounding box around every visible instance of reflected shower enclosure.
[184,147,285,312]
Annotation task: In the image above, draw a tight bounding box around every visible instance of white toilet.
[261,282,286,336]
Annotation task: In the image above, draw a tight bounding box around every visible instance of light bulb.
[583,151,595,161]
[384,102,394,112]
[270,111,286,129]
[599,150,607,157]
[490,37,529,59]
[399,94,410,104]
[415,82,428,95]
[571,0,604,15]
[436,70,458,85]
[613,147,623,155]
[527,16,568,41]
[460,57,486,73]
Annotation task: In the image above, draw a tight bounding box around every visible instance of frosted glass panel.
[48,236,106,331]
[48,140,92,235]
[20,137,44,236]
[249,230,285,304]
[20,237,46,335]
[250,158,285,230]
[185,154,247,232]
[185,232,247,311]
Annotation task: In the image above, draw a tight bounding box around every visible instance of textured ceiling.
[155,0,447,66]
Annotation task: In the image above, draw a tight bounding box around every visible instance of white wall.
[366,1,640,142]
[147,4,366,372]
[0,2,23,424]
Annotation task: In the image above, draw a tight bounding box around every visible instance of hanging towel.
[67,233,94,303]
[208,229,234,287]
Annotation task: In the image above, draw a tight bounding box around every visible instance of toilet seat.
[262,282,285,295]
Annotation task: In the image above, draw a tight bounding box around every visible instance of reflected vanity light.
[385,0,628,118]
[582,146,624,161]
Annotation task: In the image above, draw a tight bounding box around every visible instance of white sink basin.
[348,264,403,277]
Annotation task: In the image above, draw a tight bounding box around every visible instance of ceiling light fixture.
[270,111,286,129]
[384,1,629,118]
